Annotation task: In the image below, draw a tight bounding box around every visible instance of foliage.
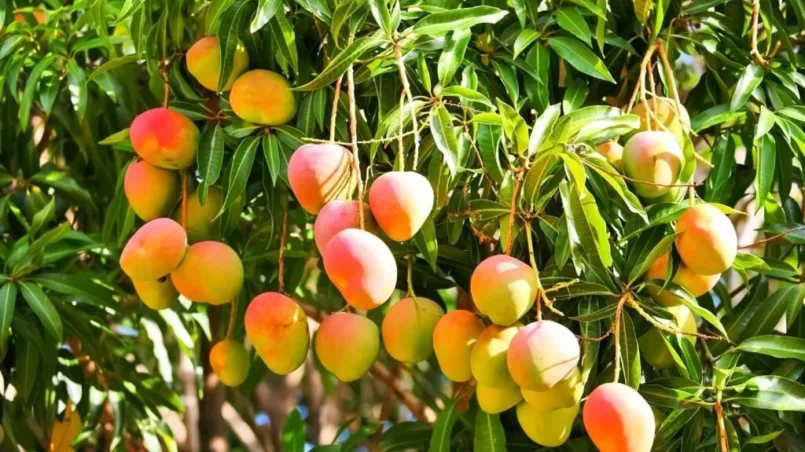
[0,0,805,450]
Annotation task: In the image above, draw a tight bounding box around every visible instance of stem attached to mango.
[611,293,630,384]
[278,191,289,293]
[329,75,343,143]
[393,44,420,169]
[346,64,366,230]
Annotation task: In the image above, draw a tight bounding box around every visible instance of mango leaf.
[474,411,506,451]
[412,7,508,36]
[730,63,764,111]
[513,29,539,59]
[634,0,654,24]
[619,311,641,389]
[197,124,226,205]
[755,135,775,208]
[430,104,459,176]
[646,282,729,339]
[414,218,438,271]
[295,34,386,91]
[428,399,458,452]
[628,232,680,284]
[527,103,561,155]
[497,100,529,156]
[726,376,805,411]
[219,136,260,216]
[736,335,805,362]
[369,0,394,37]
[556,7,591,47]
[281,408,305,452]
[217,1,255,91]
[548,36,615,83]
[20,54,59,127]
[439,86,494,109]
[250,0,282,32]
[268,11,299,75]
[19,282,62,341]
[438,29,471,87]
[0,283,16,350]
[380,422,432,452]
[476,124,505,184]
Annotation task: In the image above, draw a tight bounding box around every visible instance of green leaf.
[430,104,459,176]
[197,124,226,203]
[438,29,471,87]
[219,136,260,217]
[726,376,805,411]
[269,10,299,75]
[428,399,458,452]
[736,335,805,361]
[99,128,130,146]
[474,411,506,451]
[251,0,282,32]
[634,0,654,24]
[691,105,746,132]
[29,197,55,237]
[439,87,493,109]
[619,310,641,389]
[646,282,729,339]
[281,408,305,452]
[513,29,539,59]
[628,232,679,284]
[369,0,394,37]
[381,422,432,452]
[548,36,615,83]
[414,218,438,271]
[559,181,612,287]
[556,7,592,47]
[528,104,561,156]
[497,100,529,156]
[296,34,385,91]
[412,6,508,36]
[562,79,588,114]
[263,133,284,186]
[755,134,776,207]
[19,54,59,128]
[0,283,17,350]
[88,54,139,81]
[15,336,38,402]
[730,63,764,111]
[18,282,62,341]
[217,0,254,91]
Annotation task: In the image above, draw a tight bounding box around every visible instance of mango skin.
[368,171,434,242]
[507,320,580,391]
[315,312,379,382]
[595,141,623,171]
[245,292,309,375]
[124,160,180,221]
[322,229,397,310]
[130,108,200,170]
[288,144,355,214]
[516,402,579,448]
[471,323,522,389]
[477,384,523,414]
[639,305,697,369]
[382,297,444,363]
[645,252,719,306]
[633,97,690,144]
[209,340,251,386]
[521,367,583,411]
[622,131,684,198]
[583,383,655,452]
[675,204,737,275]
[313,200,377,253]
[470,255,537,326]
[133,277,178,310]
[230,70,296,125]
[170,241,243,305]
[432,310,485,382]
[121,218,188,280]
[186,36,249,92]
[176,187,223,243]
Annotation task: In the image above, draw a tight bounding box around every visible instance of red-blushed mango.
[675,204,737,275]
[121,218,187,280]
[507,320,580,391]
[133,277,178,310]
[368,171,434,242]
[583,383,655,452]
[639,305,697,369]
[632,97,690,144]
[516,402,579,448]
[645,252,719,306]
[622,131,684,198]
[177,187,223,243]
[209,340,251,386]
[471,323,522,388]
[130,108,200,169]
[313,200,377,253]
[186,36,249,92]
[322,229,397,310]
[381,297,444,363]
[470,255,537,325]
[595,141,624,171]
[170,241,243,305]
[315,312,379,382]
[230,70,296,125]
[245,292,309,375]
[124,160,180,221]
[288,144,354,214]
[432,310,485,382]
[477,383,522,414]
[521,367,583,411]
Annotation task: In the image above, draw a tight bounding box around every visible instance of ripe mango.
[315,312,379,382]
[230,70,296,125]
[477,383,522,414]
[186,36,249,92]
[622,131,683,198]
[288,143,354,214]
[132,277,178,310]
[130,108,200,170]
[124,160,180,221]
[507,320,580,391]
[470,323,522,388]
[638,305,697,369]
[381,297,444,363]
[675,204,737,275]
[368,171,434,242]
[645,252,719,306]
[176,187,223,243]
[313,200,377,253]
[516,402,579,448]
[432,310,485,382]
[470,255,537,326]
[245,292,309,375]
[209,340,251,386]
[595,141,623,171]
[632,97,690,144]
[170,241,243,305]
[521,367,583,411]
[583,382,655,452]
[121,218,187,280]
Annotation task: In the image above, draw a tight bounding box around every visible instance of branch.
[738,226,805,249]
[611,294,630,383]
[749,0,769,66]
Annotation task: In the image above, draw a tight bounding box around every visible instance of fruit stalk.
[626,41,656,113]
[393,44,420,168]
[346,64,365,230]
[278,191,289,293]
[329,75,343,142]
[226,297,237,339]
[627,296,723,341]
[611,293,629,383]
[503,171,523,255]
[714,390,729,452]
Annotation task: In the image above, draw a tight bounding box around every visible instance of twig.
[393,44,420,169]
[738,225,805,249]
[655,40,689,136]
[329,75,343,142]
[714,390,729,452]
[305,128,420,147]
[627,297,725,341]
[612,294,630,383]
[278,192,289,293]
[161,70,170,109]
[525,221,542,321]
[576,328,613,342]
[397,91,406,170]
[346,64,366,230]
[749,0,769,66]
[626,44,657,113]
[580,156,700,188]
[503,171,523,255]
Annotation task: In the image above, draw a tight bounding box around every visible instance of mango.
[315,312,379,382]
[675,204,737,275]
[230,69,296,125]
[288,143,355,214]
[471,323,522,388]
[638,305,697,369]
[209,340,251,386]
[130,108,200,170]
[322,229,397,310]
[470,255,537,326]
[176,187,223,243]
[507,320,580,391]
[170,241,243,305]
[432,310,485,382]
[124,160,180,221]
[313,200,377,253]
[645,252,719,306]
[132,277,178,310]
[516,402,579,448]
[368,171,434,241]
[477,384,522,414]
[381,297,444,363]
[521,367,583,411]
[186,36,249,92]
[595,141,623,171]
[121,218,187,280]
[583,383,655,452]
[632,97,690,144]
[622,131,684,198]
[245,292,309,375]
[49,402,82,452]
